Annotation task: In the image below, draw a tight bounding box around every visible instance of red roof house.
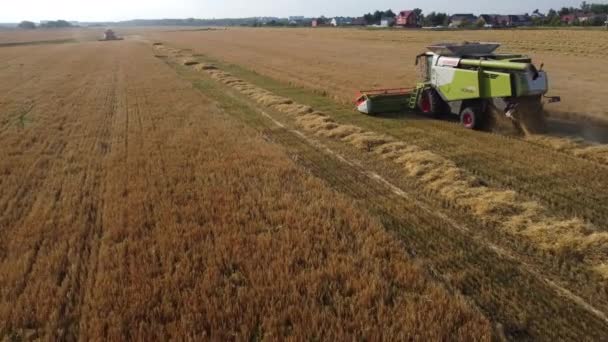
[561,14,578,24]
[395,10,417,27]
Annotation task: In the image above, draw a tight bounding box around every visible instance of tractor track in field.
[0,46,99,251]
[69,62,123,338]
[56,57,120,338]
[163,56,608,339]
[0,46,118,338]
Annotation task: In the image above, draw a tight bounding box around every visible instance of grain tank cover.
[427,42,500,56]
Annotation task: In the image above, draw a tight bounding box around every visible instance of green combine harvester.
[355,42,560,130]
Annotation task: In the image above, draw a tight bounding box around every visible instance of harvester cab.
[356,42,560,132]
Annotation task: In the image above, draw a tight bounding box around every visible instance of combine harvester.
[355,42,560,132]
[99,29,124,41]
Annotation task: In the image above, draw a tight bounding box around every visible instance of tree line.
[361,9,446,26]
[14,2,608,30]
[18,20,73,29]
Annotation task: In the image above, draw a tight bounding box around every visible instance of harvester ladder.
[408,83,426,110]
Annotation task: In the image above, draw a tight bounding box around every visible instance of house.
[530,12,545,19]
[449,14,477,27]
[380,17,395,27]
[578,13,601,23]
[514,15,533,26]
[311,19,318,27]
[289,16,305,25]
[495,15,512,26]
[351,17,367,26]
[395,10,417,27]
[561,14,578,25]
[330,18,348,26]
[478,14,499,27]
[578,14,592,22]
[492,14,531,27]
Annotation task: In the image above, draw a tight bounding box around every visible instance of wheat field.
[0,37,493,340]
[2,26,608,340]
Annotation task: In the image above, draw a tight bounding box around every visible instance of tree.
[413,8,424,25]
[545,9,559,25]
[591,14,606,26]
[590,3,608,14]
[423,12,448,26]
[40,20,73,28]
[423,12,436,26]
[373,10,383,23]
[362,9,396,25]
[384,9,396,18]
[558,7,576,16]
[439,13,449,26]
[547,8,562,26]
[18,21,36,29]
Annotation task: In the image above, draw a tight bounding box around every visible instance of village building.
[380,17,395,27]
[395,10,417,27]
[449,14,478,27]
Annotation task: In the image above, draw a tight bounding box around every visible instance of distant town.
[5,2,608,29]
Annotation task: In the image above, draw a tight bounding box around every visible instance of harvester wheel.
[418,89,444,117]
[460,106,483,130]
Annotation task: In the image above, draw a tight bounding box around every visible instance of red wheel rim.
[420,94,431,113]
[462,112,474,128]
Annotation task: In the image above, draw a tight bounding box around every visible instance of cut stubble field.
[146,27,608,123]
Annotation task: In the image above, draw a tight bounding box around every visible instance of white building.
[380,17,395,27]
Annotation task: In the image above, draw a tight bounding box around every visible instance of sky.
[1,0,585,23]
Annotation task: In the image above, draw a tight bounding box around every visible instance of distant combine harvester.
[100,29,123,41]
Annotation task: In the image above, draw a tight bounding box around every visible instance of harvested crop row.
[175,51,608,277]
[154,44,195,61]
[526,135,608,166]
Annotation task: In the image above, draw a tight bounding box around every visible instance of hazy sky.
[2,0,584,22]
